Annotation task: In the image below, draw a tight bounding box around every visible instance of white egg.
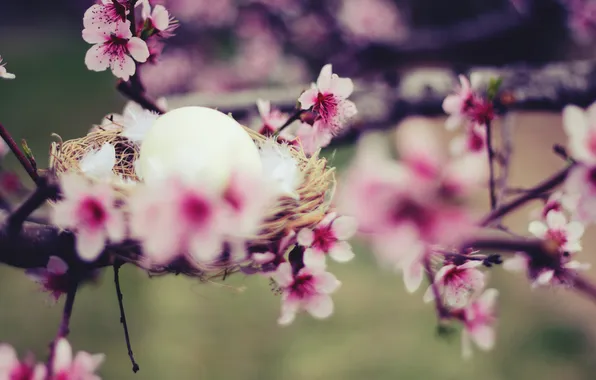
[138,106,262,189]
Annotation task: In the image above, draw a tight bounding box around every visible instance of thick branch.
[45,282,78,380]
[0,123,39,184]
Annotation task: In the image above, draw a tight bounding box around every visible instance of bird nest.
[47,123,336,280]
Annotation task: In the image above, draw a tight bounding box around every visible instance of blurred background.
[2,0,596,379]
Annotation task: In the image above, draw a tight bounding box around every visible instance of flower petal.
[75,230,106,262]
[47,256,68,275]
[331,215,358,240]
[313,271,341,294]
[528,221,548,238]
[328,241,355,263]
[470,325,495,351]
[53,338,73,373]
[316,64,333,92]
[305,294,334,319]
[84,44,110,72]
[128,37,150,63]
[272,262,293,287]
[297,228,314,247]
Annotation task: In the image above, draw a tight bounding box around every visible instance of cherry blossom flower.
[140,1,178,36]
[254,99,290,136]
[25,256,70,302]
[298,64,357,136]
[271,262,341,325]
[563,164,596,223]
[294,122,333,155]
[460,288,499,359]
[83,20,150,80]
[528,209,584,253]
[129,176,227,265]
[51,174,125,261]
[562,103,596,164]
[297,212,357,266]
[49,338,104,380]
[443,75,475,130]
[503,251,591,287]
[83,0,129,31]
[0,344,45,380]
[423,261,486,308]
[258,139,303,199]
[0,56,15,80]
[79,143,116,181]
[449,123,487,156]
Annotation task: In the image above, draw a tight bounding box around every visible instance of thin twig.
[480,165,573,227]
[273,109,306,137]
[114,261,140,373]
[0,123,39,184]
[486,120,497,210]
[45,281,78,380]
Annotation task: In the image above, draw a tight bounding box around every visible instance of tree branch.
[0,123,39,184]
[45,281,78,379]
[114,262,140,373]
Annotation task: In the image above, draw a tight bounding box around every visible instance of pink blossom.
[0,344,45,380]
[503,251,591,287]
[0,56,15,80]
[158,0,237,27]
[50,338,104,380]
[423,261,486,308]
[272,262,341,325]
[129,176,227,265]
[254,99,291,136]
[528,209,584,253]
[140,1,178,36]
[563,164,596,223]
[460,288,499,359]
[442,75,475,130]
[564,0,596,44]
[25,256,70,302]
[51,174,125,262]
[294,122,333,155]
[337,0,408,45]
[449,123,487,156]
[297,212,357,266]
[83,20,149,81]
[562,103,596,164]
[83,0,129,31]
[298,64,357,136]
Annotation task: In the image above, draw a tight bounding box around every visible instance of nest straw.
[49,123,336,280]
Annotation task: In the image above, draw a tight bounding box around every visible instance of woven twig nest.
[48,121,336,280]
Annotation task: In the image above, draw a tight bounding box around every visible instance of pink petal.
[189,234,222,263]
[297,88,318,110]
[316,64,333,92]
[328,241,355,263]
[565,221,585,240]
[114,20,133,39]
[313,271,341,294]
[82,27,108,44]
[403,259,424,293]
[110,54,136,81]
[51,201,77,229]
[331,215,357,240]
[502,254,527,272]
[470,325,495,351]
[433,264,455,284]
[528,221,548,238]
[106,211,126,243]
[563,104,588,138]
[47,256,68,275]
[84,44,110,72]
[278,297,299,325]
[460,260,483,270]
[297,228,314,246]
[53,338,73,373]
[534,270,554,286]
[546,210,567,229]
[477,288,499,312]
[303,249,327,270]
[127,37,150,63]
[304,294,334,319]
[151,5,170,31]
[32,364,47,380]
[330,76,354,99]
[272,262,293,287]
[461,329,473,359]
[0,344,18,369]
[72,351,105,374]
[75,230,106,262]
[442,95,461,114]
[256,99,270,118]
[60,173,90,200]
[422,285,436,303]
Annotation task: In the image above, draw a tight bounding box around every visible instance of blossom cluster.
[82,0,177,80]
[252,64,358,154]
[0,339,103,380]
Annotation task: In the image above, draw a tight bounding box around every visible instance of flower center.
[181,194,211,227]
[290,274,315,298]
[546,229,568,249]
[10,363,33,380]
[313,92,338,124]
[80,197,106,227]
[312,226,335,252]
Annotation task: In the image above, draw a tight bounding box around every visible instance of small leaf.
[21,139,37,171]
[487,77,503,100]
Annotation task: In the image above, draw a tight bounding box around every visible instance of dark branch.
[117,81,165,114]
[45,281,78,380]
[6,177,58,236]
[486,121,497,210]
[480,165,573,227]
[114,262,140,373]
[0,123,40,184]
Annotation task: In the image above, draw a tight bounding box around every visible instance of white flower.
[79,143,116,181]
[528,209,584,253]
[119,101,161,143]
[258,139,303,199]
